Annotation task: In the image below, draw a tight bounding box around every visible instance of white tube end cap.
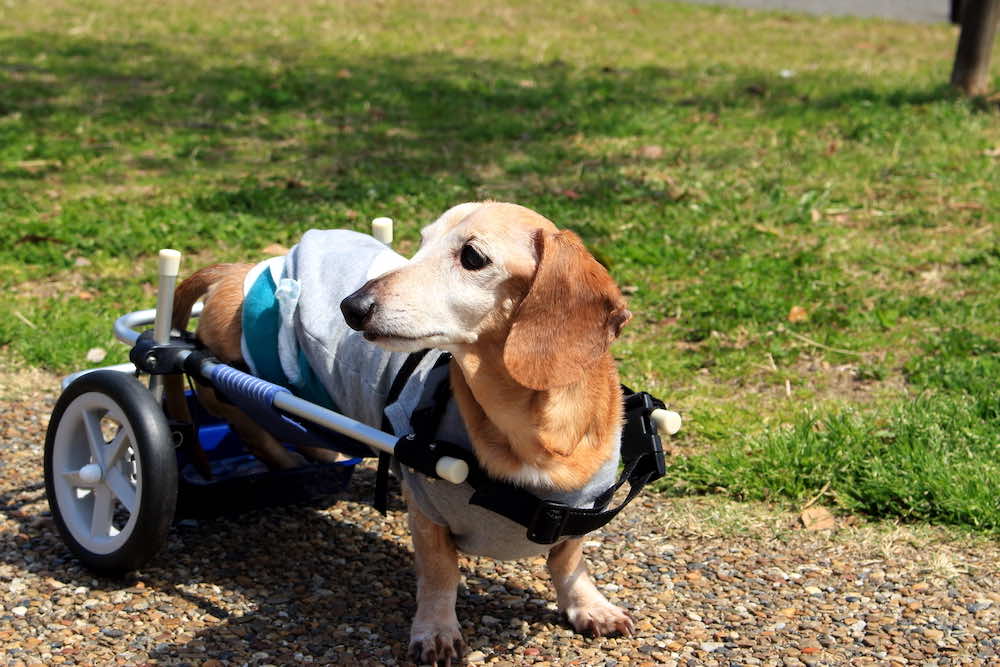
[79,463,103,484]
[435,456,469,484]
[371,217,393,245]
[651,409,682,436]
[158,249,182,276]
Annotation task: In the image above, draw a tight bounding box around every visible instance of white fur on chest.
[504,464,557,490]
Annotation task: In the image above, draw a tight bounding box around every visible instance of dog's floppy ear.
[503,229,631,391]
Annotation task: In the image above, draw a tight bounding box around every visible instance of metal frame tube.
[149,250,182,402]
[113,305,469,484]
[114,303,203,346]
[193,359,399,456]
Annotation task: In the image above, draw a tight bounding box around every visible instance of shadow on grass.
[0,34,965,199]
[0,467,563,664]
[1,30,983,372]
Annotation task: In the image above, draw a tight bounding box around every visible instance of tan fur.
[403,483,466,664]
[503,229,631,391]
[450,347,623,491]
[547,537,635,637]
[172,263,254,364]
[171,202,637,658]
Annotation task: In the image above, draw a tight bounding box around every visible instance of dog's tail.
[172,263,244,332]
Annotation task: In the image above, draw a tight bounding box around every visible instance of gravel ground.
[2,382,999,666]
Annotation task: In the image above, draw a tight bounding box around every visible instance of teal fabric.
[294,347,336,410]
[241,268,335,410]
[242,269,287,386]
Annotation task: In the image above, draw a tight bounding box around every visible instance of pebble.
[1,393,999,664]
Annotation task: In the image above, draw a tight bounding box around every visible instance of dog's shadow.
[1,466,564,664]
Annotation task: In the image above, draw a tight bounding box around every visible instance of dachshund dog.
[168,202,634,665]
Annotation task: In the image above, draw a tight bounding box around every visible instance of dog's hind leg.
[195,383,306,470]
[404,483,466,666]
[547,537,635,637]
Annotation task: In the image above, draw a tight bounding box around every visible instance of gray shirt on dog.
[244,229,621,561]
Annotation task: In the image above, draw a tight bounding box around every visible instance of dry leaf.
[983,146,1000,157]
[262,243,290,256]
[86,347,107,363]
[13,159,61,173]
[810,208,821,223]
[800,506,835,531]
[77,291,94,301]
[561,189,581,199]
[948,201,985,211]
[638,145,664,159]
[336,68,352,79]
[787,305,808,323]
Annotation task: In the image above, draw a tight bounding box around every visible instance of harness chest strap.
[374,348,432,514]
[381,352,668,544]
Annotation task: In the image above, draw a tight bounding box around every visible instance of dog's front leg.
[547,537,635,637]
[404,484,465,666]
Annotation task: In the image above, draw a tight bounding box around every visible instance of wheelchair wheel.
[44,370,178,574]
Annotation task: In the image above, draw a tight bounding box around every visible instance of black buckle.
[130,329,202,375]
[622,389,667,482]
[526,501,571,544]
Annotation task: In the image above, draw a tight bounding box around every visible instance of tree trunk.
[950,0,1000,96]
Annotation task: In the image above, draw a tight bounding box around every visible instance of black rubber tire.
[44,370,178,575]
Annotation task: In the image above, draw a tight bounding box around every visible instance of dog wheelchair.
[44,222,682,575]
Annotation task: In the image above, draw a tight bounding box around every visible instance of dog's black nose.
[341,288,377,331]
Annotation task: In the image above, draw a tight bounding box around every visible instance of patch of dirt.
[10,272,86,301]
[0,363,62,403]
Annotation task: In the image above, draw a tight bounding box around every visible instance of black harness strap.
[387,375,668,544]
[374,349,432,514]
[467,454,658,544]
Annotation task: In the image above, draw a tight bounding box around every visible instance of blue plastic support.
[208,363,373,458]
[211,363,288,407]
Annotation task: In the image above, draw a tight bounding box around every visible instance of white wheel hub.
[51,392,142,555]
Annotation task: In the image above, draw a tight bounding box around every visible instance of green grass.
[0,0,997,531]
[663,330,1000,531]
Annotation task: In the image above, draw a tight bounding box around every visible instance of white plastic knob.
[158,249,182,277]
[435,456,469,484]
[371,217,393,245]
[78,463,103,485]
[651,409,682,436]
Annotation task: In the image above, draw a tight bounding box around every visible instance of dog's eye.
[460,243,490,271]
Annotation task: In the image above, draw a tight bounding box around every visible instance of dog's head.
[341,202,631,390]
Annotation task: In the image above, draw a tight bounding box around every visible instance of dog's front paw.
[409,620,465,666]
[565,600,635,637]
